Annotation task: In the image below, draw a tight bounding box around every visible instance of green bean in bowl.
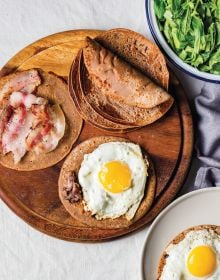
[154,0,220,75]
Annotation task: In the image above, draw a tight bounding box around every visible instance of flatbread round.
[78,37,173,127]
[157,225,220,280]
[80,53,173,127]
[69,51,137,132]
[58,136,156,229]
[0,69,83,170]
[96,28,169,90]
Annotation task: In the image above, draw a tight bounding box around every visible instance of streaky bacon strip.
[26,123,53,150]
[0,105,13,142]
[31,104,50,128]
[10,104,27,142]
[1,106,33,163]
[0,70,41,105]
[26,104,53,150]
[26,104,65,155]
[0,70,65,163]
[0,90,48,160]
[9,91,46,109]
[2,105,27,153]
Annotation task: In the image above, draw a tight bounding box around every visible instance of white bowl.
[145,0,220,83]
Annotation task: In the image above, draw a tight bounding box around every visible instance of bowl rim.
[145,0,220,84]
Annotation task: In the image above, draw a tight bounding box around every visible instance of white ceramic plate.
[141,188,220,280]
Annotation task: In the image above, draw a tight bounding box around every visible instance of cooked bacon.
[2,106,33,163]
[9,91,46,109]
[26,104,65,154]
[0,89,49,160]
[0,70,41,105]
[4,105,27,142]
[0,105,13,141]
[31,104,50,128]
[0,91,44,132]
[26,122,53,151]
[26,104,52,151]
[63,171,82,203]
[0,70,65,163]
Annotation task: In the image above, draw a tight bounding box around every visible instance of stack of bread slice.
[69,28,174,132]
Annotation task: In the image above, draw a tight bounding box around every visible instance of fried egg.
[159,229,220,279]
[78,141,148,220]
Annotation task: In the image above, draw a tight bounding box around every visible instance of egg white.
[160,229,220,280]
[78,142,148,220]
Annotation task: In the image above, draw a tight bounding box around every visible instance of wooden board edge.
[0,30,193,242]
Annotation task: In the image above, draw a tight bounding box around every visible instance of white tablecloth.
[0,1,205,279]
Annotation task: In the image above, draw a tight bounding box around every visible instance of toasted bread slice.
[58,136,156,229]
[0,69,83,170]
[96,28,169,90]
[157,225,220,279]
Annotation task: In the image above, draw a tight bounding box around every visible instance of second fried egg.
[159,228,220,279]
[78,141,148,220]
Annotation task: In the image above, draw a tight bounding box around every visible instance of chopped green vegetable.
[154,0,220,75]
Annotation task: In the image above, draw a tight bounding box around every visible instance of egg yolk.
[187,245,217,277]
[98,161,132,193]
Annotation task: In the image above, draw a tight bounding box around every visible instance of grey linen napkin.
[194,83,220,188]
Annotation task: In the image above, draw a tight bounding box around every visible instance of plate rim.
[140,187,220,280]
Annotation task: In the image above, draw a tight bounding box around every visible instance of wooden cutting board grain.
[0,30,193,241]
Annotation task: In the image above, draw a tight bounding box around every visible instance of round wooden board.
[0,30,193,242]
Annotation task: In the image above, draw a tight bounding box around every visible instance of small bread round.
[0,69,83,171]
[157,225,220,280]
[58,136,156,229]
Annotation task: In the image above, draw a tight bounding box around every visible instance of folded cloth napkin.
[194,83,220,189]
